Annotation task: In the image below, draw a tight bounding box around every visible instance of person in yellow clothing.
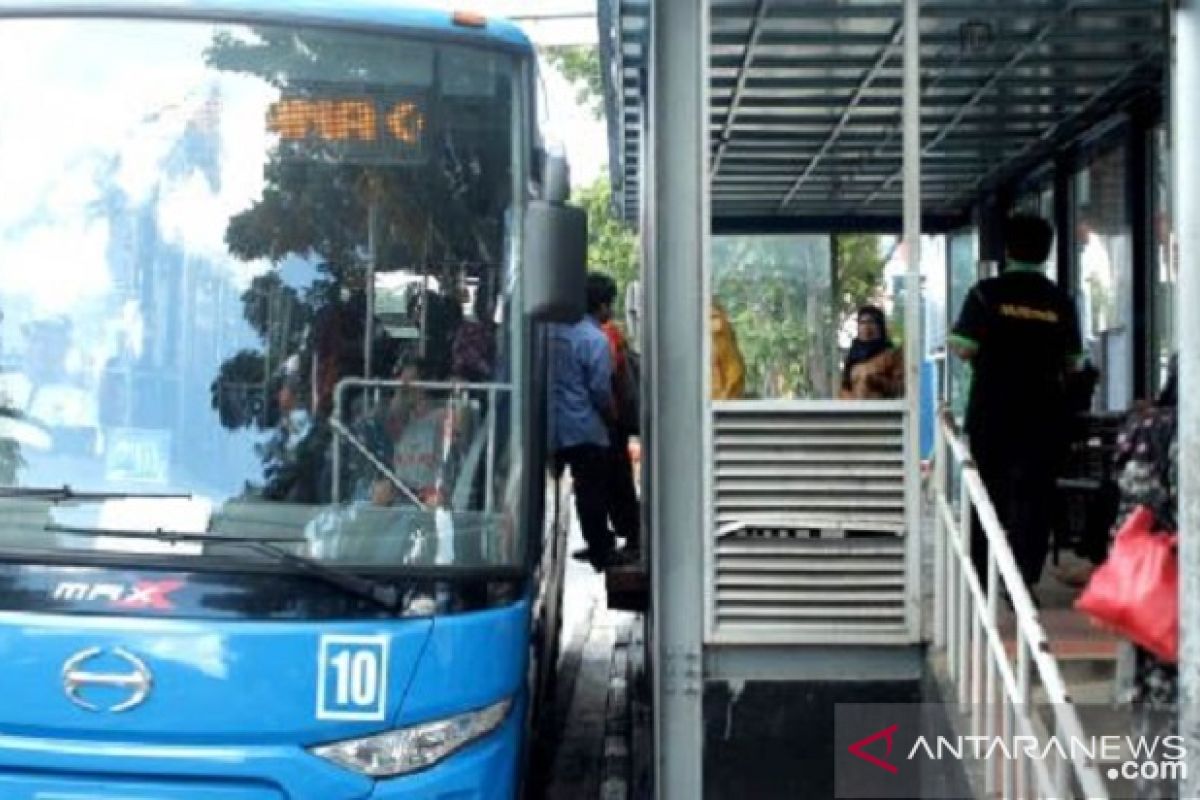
[711,300,746,400]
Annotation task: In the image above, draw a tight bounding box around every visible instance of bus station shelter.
[596,0,1200,796]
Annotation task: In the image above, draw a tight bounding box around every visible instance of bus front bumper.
[0,707,522,800]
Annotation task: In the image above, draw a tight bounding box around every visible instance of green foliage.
[574,177,639,315]
[836,234,889,330]
[714,236,829,398]
[542,46,604,119]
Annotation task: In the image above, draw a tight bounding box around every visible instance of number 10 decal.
[316,635,390,721]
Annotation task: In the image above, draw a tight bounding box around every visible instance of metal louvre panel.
[710,404,908,643]
[713,531,908,642]
[712,404,905,527]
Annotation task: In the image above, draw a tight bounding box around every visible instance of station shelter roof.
[600,0,1166,232]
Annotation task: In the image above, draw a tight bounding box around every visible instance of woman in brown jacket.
[839,305,904,400]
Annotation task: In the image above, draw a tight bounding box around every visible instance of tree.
[539,47,639,318]
[541,46,604,119]
[575,177,638,315]
[837,234,889,331]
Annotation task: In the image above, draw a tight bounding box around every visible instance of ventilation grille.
[710,403,909,644]
[713,527,908,643]
[713,404,905,529]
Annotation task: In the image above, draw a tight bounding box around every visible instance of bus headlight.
[310,698,512,777]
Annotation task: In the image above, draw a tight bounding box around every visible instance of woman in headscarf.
[839,305,904,399]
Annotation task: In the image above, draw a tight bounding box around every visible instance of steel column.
[1174,0,1200,796]
[650,0,708,795]
[1053,153,1074,288]
[901,0,923,641]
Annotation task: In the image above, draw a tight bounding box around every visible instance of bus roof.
[0,0,533,52]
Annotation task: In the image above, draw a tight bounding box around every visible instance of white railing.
[932,409,1108,799]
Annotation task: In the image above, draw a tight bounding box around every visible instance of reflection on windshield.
[0,18,524,568]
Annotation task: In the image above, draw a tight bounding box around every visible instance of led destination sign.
[267,93,426,163]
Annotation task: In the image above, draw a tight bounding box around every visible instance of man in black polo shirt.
[950,214,1084,592]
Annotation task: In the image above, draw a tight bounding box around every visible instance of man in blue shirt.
[552,273,619,570]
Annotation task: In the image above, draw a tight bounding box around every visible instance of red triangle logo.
[848,724,900,774]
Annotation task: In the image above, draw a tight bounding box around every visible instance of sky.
[536,51,608,187]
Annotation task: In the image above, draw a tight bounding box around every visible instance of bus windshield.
[0,18,527,571]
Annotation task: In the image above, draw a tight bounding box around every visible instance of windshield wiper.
[43,524,400,612]
[0,485,192,503]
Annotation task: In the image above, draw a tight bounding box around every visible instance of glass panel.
[1150,126,1177,393]
[946,229,979,421]
[1015,183,1057,279]
[0,19,525,568]
[711,235,836,399]
[1040,185,1058,279]
[1073,145,1133,411]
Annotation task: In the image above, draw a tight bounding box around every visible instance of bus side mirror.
[524,156,586,322]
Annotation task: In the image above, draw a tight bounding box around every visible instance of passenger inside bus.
[451,288,497,383]
[260,359,330,505]
[403,282,464,381]
[367,361,448,508]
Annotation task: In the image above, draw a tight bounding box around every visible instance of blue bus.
[0,3,583,797]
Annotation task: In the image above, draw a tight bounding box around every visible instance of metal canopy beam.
[606,0,1167,224]
[713,212,968,234]
[709,27,1162,49]
[704,75,1149,92]
[711,0,771,174]
[862,0,1087,206]
[708,93,1098,110]
[710,0,1157,19]
[949,57,1159,206]
[707,52,1151,70]
[722,112,1079,127]
[777,21,901,207]
[721,130,1042,144]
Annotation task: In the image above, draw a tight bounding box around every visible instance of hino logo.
[53,580,184,610]
[62,647,153,712]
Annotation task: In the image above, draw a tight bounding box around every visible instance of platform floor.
[536,523,637,800]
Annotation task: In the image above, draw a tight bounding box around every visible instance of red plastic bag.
[1075,505,1179,662]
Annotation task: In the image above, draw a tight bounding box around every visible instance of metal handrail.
[932,409,1109,800]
